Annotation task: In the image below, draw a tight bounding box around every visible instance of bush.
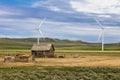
[0,67,120,80]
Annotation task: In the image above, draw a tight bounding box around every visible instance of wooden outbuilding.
[31,43,55,58]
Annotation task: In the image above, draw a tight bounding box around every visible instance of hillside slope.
[0,38,120,51]
[0,38,87,50]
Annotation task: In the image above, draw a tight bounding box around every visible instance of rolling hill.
[0,38,120,51]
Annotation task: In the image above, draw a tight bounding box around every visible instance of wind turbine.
[36,17,46,45]
[94,18,105,51]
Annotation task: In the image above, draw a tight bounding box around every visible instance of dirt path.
[0,56,120,67]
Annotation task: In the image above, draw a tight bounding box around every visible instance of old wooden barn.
[31,43,55,58]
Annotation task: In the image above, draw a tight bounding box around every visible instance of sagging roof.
[31,43,55,51]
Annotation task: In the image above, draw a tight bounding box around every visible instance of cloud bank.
[0,0,120,43]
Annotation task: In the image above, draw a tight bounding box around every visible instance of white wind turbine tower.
[95,18,105,51]
[36,17,46,45]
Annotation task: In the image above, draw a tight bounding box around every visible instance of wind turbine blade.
[97,31,102,41]
[39,30,45,41]
[38,17,46,42]
[94,17,105,51]
[39,17,46,28]
[94,17,103,29]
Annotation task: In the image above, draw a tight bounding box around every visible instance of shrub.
[0,67,120,80]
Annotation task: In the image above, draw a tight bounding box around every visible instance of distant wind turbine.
[94,18,105,51]
[35,17,46,45]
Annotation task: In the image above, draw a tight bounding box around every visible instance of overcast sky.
[0,0,120,43]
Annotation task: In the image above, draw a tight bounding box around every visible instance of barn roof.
[31,43,55,51]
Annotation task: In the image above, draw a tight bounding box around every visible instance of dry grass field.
[0,50,120,68]
[0,55,120,68]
